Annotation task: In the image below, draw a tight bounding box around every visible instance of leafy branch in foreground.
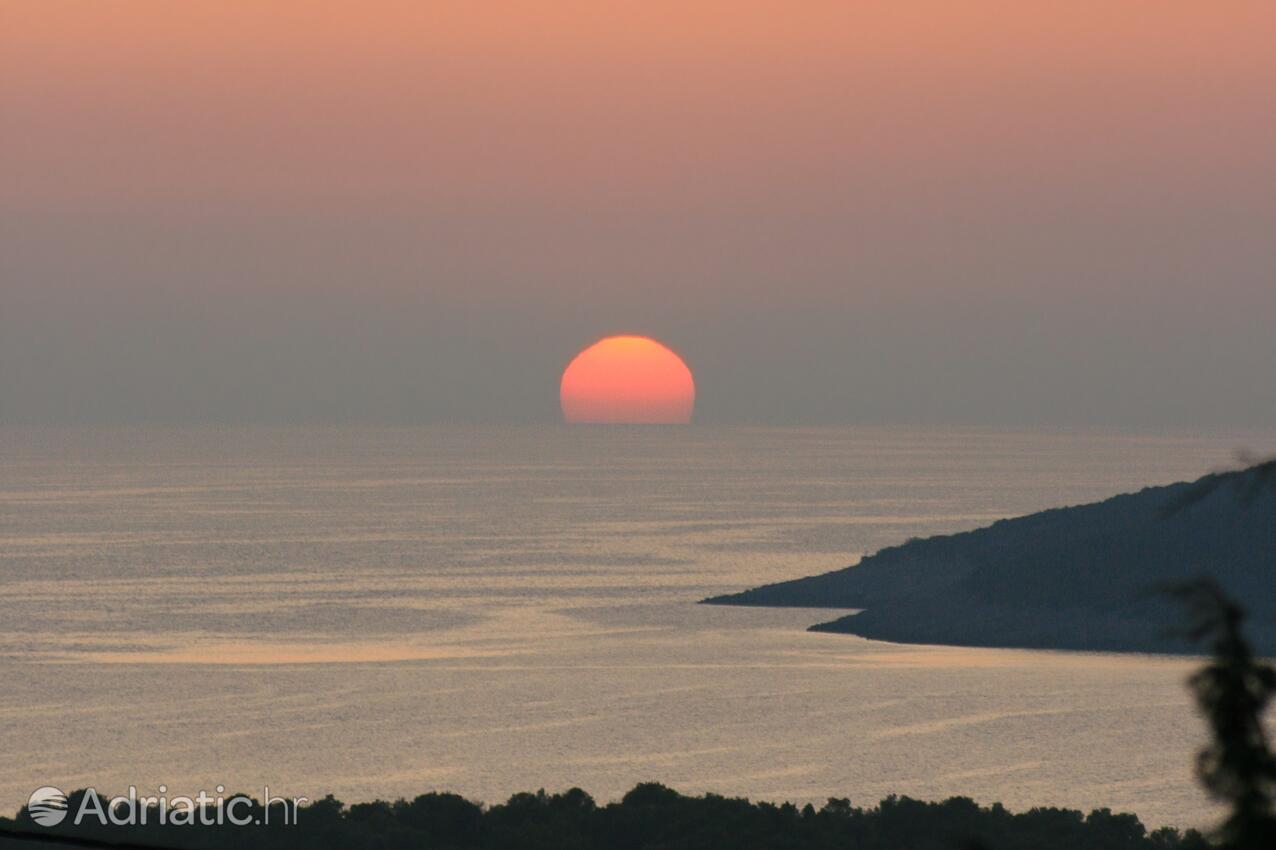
[1169,579,1276,850]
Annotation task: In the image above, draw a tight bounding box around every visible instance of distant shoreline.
[705,466,1276,656]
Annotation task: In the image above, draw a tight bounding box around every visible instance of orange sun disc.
[560,335,695,424]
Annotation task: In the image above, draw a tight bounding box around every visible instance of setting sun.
[6,2,1272,841]
[560,335,695,424]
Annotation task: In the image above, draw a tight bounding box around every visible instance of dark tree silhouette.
[1169,578,1276,849]
[1161,455,1276,849]
[0,784,1210,849]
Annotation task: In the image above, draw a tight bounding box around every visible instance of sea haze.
[2,425,1272,827]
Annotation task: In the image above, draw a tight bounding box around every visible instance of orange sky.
[4,2,1274,212]
[1,2,1274,425]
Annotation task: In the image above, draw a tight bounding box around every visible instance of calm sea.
[2,425,1273,827]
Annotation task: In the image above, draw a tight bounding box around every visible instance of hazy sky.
[3,2,1274,426]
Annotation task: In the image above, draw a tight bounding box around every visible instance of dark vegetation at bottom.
[1,785,1208,850]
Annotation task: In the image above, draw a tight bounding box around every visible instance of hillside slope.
[704,466,1276,654]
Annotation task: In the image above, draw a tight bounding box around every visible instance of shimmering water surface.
[2,426,1272,827]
